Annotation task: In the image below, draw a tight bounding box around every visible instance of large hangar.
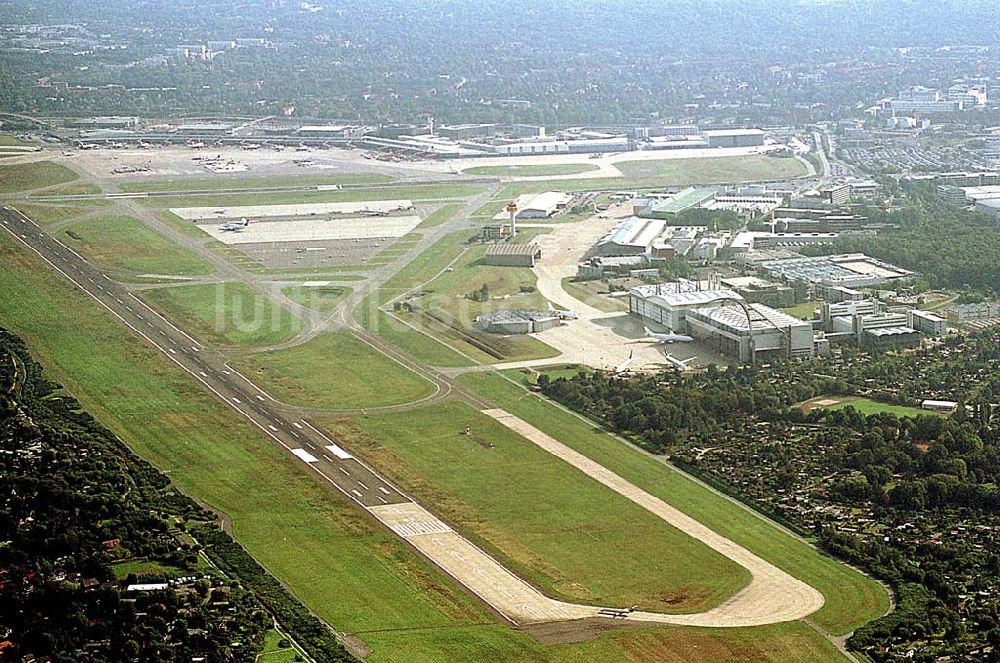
[629,281,742,331]
[687,304,815,362]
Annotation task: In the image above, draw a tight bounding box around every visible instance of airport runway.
[1,205,826,629]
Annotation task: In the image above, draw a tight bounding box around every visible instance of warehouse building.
[719,276,797,308]
[704,128,766,148]
[484,241,542,267]
[638,187,717,218]
[628,281,742,331]
[594,217,706,257]
[946,302,1000,324]
[754,254,915,289]
[514,191,574,219]
[687,303,815,362]
[477,309,560,334]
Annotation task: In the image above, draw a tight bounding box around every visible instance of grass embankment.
[463,163,601,177]
[333,401,750,613]
[614,154,808,182]
[233,332,436,409]
[138,282,302,347]
[118,173,396,193]
[798,395,935,419]
[0,161,78,193]
[458,371,891,636]
[62,215,212,277]
[140,183,486,209]
[0,231,849,661]
[281,284,350,313]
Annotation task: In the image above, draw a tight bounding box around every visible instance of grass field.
[417,203,463,229]
[613,154,808,183]
[138,282,303,347]
[110,559,187,580]
[457,371,890,636]
[364,621,847,663]
[336,401,750,613]
[281,284,351,313]
[779,302,819,320]
[798,395,934,419]
[0,231,851,662]
[14,203,102,226]
[140,183,487,209]
[0,161,78,193]
[118,172,396,193]
[233,332,436,409]
[33,182,103,196]
[463,163,601,177]
[0,232,490,637]
[257,630,305,663]
[0,135,35,147]
[62,215,212,276]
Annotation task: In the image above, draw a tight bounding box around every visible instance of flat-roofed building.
[484,241,541,267]
[908,310,947,336]
[515,191,573,219]
[687,303,814,362]
[704,128,766,148]
[628,281,742,331]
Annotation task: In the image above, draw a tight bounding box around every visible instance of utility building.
[484,241,541,267]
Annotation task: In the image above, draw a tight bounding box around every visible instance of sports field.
[138,282,303,347]
[614,154,808,183]
[798,395,934,418]
[458,371,890,636]
[233,332,436,409]
[62,215,212,276]
[0,160,78,192]
[463,163,601,177]
[337,401,751,613]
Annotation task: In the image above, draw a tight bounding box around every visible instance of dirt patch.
[338,633,372,660]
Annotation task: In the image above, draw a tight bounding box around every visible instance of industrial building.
[484,241,542,267]
[754,254,915,289]
[637,187,718,218]
[703,128,766,148]
[947,302,1000,324]
[514,191,574,219]
[595,217,705,258]
[686,303,816,362]
[820,299,943,348]
[628,281,742,331]
[719,276,797,308]
[477,309,560,334]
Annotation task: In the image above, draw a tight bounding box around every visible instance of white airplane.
[220,217,250,232]
[642,326,694,343]
[664,353,697,372]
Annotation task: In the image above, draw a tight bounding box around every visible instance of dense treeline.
[0,329,354,662]
[540,331,1000,661]
[807,184,1000,296]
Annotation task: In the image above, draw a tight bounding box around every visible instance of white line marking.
[351,489,363,498]
[357,481,368,490]
[339,467,351,476]
[232,398,241,403]
[293,422,304,429]
[291,448,319,463]
[379,486,391,495]
[268,424,278,432]
[324,443,352,460]
[199,371,208,377]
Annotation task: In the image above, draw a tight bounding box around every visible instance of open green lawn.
[463,163,601,177]
[799,395,934,419]
[13,204,95,226]
[138,282,302,347]
[0,232,489,637]
[110,559,187,580]
[141,183,486,209]
[417,203,463,229]
[62,215,212,276]
[0,135,35,147]
[364,621,847,663]
[562,277,629,313]
[336,401,750,613]
[0,161,78,193]
[457,371,890,636]
[613,154,808,183]
[282,284,351,313]
[233,332,436,409]
[779,302,819,320]
[0,231,849,662]
[257,630,304,663]
[118,172,396,193]
[33,182,103,196]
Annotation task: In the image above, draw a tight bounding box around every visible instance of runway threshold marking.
[325,443,352,460]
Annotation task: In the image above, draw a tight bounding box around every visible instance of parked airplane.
[187,140,206,148]
[219,217,250,232]
[359,208,389,217]
[642,326,694,343]
[664,353,697,372]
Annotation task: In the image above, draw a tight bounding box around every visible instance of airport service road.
[482,408,826,628]
[2,206,825,629]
